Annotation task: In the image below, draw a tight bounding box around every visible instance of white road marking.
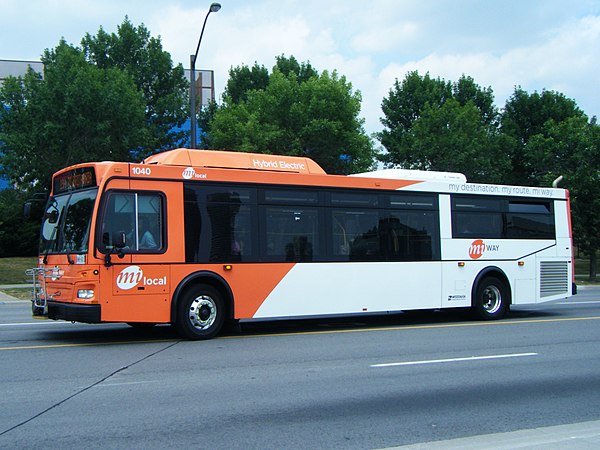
[0,321,66,327]
[371,352,538,368]
[557,301,600,305]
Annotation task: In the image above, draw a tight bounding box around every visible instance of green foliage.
[224,62,270,104]
[0,17,188,192]
[274,55,318,83]
[498,88,598,279]
[0,40,147,189]
[500,88,584,185]
[527,116,600,277]
[209,57,374,174]
[81,17,189,155]
[406,99,509,182]
[378,71,500,180]
[378,71,598,279]
[0,190,39,257]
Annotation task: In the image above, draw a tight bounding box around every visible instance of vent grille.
[540,261,569,298]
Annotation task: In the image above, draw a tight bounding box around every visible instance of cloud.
[3,0,598,137]
[373,14,600,128]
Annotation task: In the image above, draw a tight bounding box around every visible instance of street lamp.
[190,2,221,149]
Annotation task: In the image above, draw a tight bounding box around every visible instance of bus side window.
[264,207,318,262]
[99,191,164,253]
[136,194,163,251]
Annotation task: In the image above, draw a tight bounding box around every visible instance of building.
[0,59,44,87]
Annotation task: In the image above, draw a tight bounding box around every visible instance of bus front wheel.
[175,284,225,340]
[473,276,509,320]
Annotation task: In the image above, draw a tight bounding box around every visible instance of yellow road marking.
[0,339,178,351]
[224,315,600,339]
[2,315,600,350]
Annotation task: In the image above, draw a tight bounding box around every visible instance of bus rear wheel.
[175,284,225,340]
[473,276,509,320]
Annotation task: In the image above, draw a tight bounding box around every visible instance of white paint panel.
[254,262,442,318]
[443,239,556,261]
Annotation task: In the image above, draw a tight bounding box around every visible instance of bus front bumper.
[47,301,101,323]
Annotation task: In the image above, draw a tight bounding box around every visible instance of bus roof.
[142,148,326,175]
[351,168,467,183]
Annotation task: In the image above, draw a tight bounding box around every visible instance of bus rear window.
[452,195,555,239]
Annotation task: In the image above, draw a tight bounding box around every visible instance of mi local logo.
[116,266,167,290]
[468,239,500,260]
[182,167,207,180]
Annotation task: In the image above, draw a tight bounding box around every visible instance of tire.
[473,276,509,320]
[175,284,225,340]
[32,303,45,317]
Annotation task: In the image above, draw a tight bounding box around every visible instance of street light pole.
[190,2,221,149]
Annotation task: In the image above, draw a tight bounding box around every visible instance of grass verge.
[0,257,37,284]
[1,288,32,301]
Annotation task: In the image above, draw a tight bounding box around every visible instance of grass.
[0,256,37,284]
[1,288,32,300]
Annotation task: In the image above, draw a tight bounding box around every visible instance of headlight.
[77,289,95,299]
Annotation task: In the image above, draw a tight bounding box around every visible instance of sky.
[1,0,599,136]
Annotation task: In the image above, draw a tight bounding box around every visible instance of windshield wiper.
[65,247,74,265]
[42,199,60,265]
[42,226,57,265]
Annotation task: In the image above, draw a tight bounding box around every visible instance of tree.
[0,40,147,190]
[274,54,318,83]
[498,89,598,280]
[209,58,374,174]
[0,189,39,257]
[81,18,189,154]
[526,116,600,280]
[453,76,497,127]
[500,88,585,186]
[378,71,498,170]
[406,99,509,182]
[378,71,502,181]
[223,63,270,104]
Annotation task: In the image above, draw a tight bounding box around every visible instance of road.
[1,288,600,449]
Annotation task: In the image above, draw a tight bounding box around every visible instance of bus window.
[451,196,555,239]
[382,211,438,261]
[263,189,319,205]
[206,196,252,262]
[506,200,555,239]
[452,196,503,238]
[332,210,380,261]
[263,207,319,262]
[331,192,379,208]
[184,185,255,263]
[99,191,164,252]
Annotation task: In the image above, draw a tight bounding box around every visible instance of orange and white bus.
[27,148,576,339]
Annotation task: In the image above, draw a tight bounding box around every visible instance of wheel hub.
[189,296,217,330]
[482,285,502,314]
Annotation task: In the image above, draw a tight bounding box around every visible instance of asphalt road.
[1,288,600,449]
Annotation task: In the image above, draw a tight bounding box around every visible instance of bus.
[27,148,576,339]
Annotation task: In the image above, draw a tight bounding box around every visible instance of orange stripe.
[226,263,296,318]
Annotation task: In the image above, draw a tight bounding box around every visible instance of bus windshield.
[40,188,98,255]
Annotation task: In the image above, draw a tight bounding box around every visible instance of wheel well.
[171,272,234,323]
[471,267,512,307]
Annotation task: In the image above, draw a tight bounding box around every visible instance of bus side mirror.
[23,196,47,220]
[103,231,127,267]
[112,231,127,249]
[23,202,33,219]
[46,210,59,224]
